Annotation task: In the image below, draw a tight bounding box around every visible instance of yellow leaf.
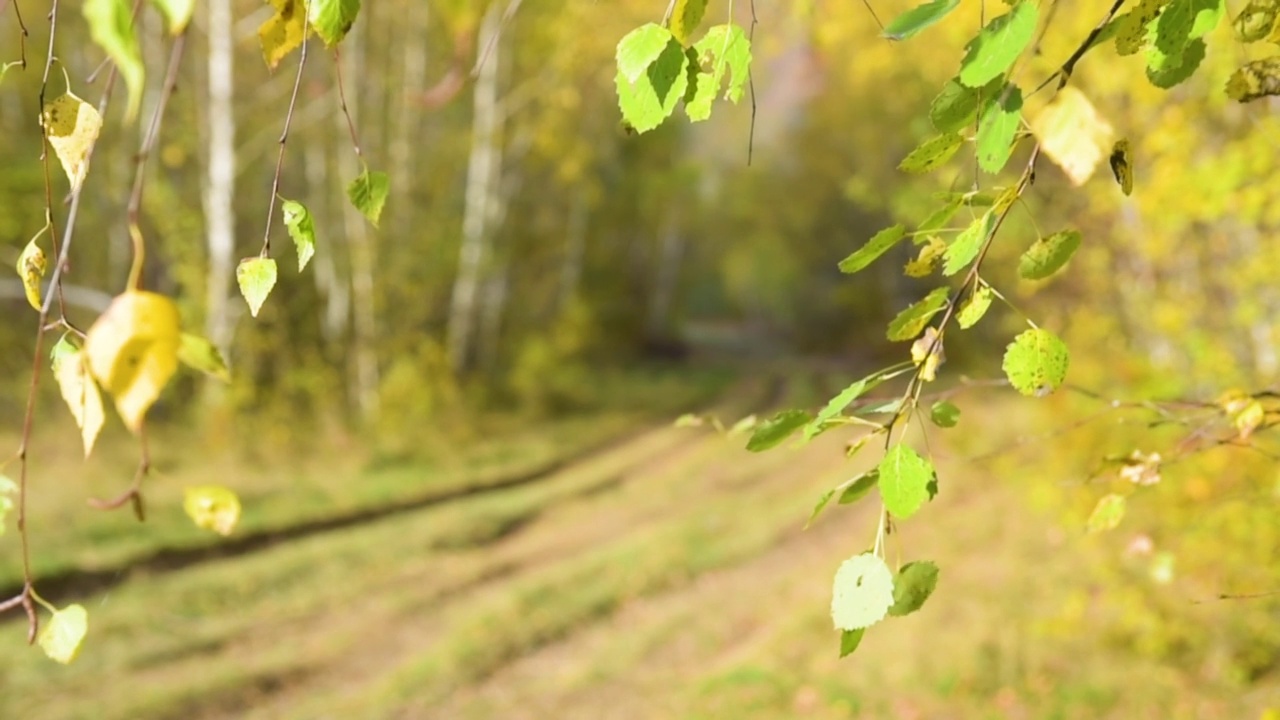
[910,327,945,382]
[41,93,103,191]
[83,291,182,433]
[184,486,242,536]
[52,344,106,457]
[258,0,308,69]
[39,603,88,664]
[1233,399,1266,439]
[905,236,946,277]
[1029,87,1114,186]
[1109,139,1134,195]
[16,239,46,311]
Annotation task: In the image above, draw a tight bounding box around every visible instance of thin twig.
[746,0,758,166]
[471,0,522,79]
[260,22,310,256]
[6,0,27,67]
[332,47,363,161]
[36,0,68,321]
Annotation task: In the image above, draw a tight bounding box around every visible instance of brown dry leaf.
[83,291,182,432]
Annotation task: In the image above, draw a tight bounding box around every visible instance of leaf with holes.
[887,287,950,341]
[1019,230,1082,280]
[879,444,934,519]
[1003,328,1069,396]
[831,553,895,630]
[958,1,1039,88]
[684,24,752,121]
[237,257,278,318]
[84,291,182,432]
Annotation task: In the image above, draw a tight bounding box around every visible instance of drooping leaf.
[684,24,752,121]
[347,169,389,227]
[1233,0,1280,42]
[957,282,994,329]
[975,84,1023,174]
[1002,328,1069,396]
[148,0,194,34]
[41,93,104,191]
[910,327,945,382]
[1114,0,1170,55]
[943,211,995,276]
[839,628,866,658]
[83,291,182,432]
[899,133,965,174]
[806,488,837,528]
[830,553,895,630]
[184,485,242,536]
[281,199,317,271]
[616,24,674,83]
[888,561,940,616]
[259,0,307,70]
[1226,57,1280,101]
[83,0,144,121]
[236,257,278,318]
[52,343,106,457]
[1030,87,1114,186]
[616,35,689,133]
[1087,493,1126,533]
[887,287,950,342]
[1146,37,1206,88]
[839,225,907,274]
[838,470,880,505]
[883,0,962,40]
[879,444,934,518]
[1019,230,1082,280]
[16,238,46,311]
[177,333,231,382]
[38,604,88,664]
[1109,139,1135,195]
[930,400,961,428]
[746,409,811,452]
[308,0,360,46]
[0,475,16,536]
[669,0,708,45]
[929,76,1002,132]
[805,373,888,439]
[958,1,1039,88]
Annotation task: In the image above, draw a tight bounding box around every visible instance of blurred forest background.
[1,0,1278,717]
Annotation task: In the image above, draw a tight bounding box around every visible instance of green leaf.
[839,224,907,274]
[281,199,317,271]
[236,257,278,318]
[1146,37,1206,88]
[347,170,389,227]
[975,84,1023,174]
[39,604,88,664]
[839,628,866,658]
[1019,230,1081,279]
[888,561,940,616]
[957,283,994,329]
[669,0,708,45]
[838,470,880,505]
[1225,57,1280,102]
[1113,0,1168,55]
[746,409,811,452]
[616,36,689,133]
[0,474,16,536]
[883,0,962,40]
[1087,493,1126,533]
[917,196,964,234]
[684,24,752,121]
[830,553,895,630]
[178,333,231,383]
[958,1,1039,88]
[308,0,360,46]
[878,444,934,518]
[929,77,1005,133]
[887,287,950,342]
[930,400,960,428]
[1003,328,1069,396]
[83,0,145,122]
[805,374,888,439]
[943,211,995,276]
[616,23,674,83]
[806,488,837,529]
[899,133,964,174]
[147,0,194,34]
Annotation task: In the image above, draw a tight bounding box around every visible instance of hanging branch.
[260,21,311,257]
[3,0,28,68]
[332,46,365,162]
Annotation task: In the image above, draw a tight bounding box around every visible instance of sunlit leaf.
[929,77,1001,133]
[1226,57,1280,101]
[1019,230,1082,280]
[1231,399,1266,438]
[178,333,231,383]
[958,1,1039,88]
[616,23,673,83]
[805,372,888,439]
[281,198,317,271]
[883,0,961,40]
[879,443,934,518]
[684,24,752,121]
[746,409,811,452]
[41,93,104,191]
[259,0,307,70]
[1119,450,1162,485]
[83,0,144,121]
[669,0,708,45]
[1146,37,1206,88]
[944,211,995,276]
[0,475,16,536]
[930,400,961,428]
[16,238,46,311]
[887,287,950,341]
[616,34,689,133]
[957,282,994,329]
[52,342,106,457]
[309,0,360,46]
[39,603,88,664]
[839,628,866,658]
[899,133,964,174]
[1003,328,1069,397]
[84,291,182,432]
[975,84,1023,174]
[184,485,242,536]
[839,225,907,274]
[347,169,389,227]
[236,257,278,318]
[1109,139,1134,195]
[905,236,946,277]
[888,561,940,616]
[1030,87,1114,186]
[148,0,194,34]
[831,553,895,630]
[1087,493,1126,533]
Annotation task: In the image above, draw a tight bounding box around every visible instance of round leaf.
[929,400,961,428]
[1002,328,1069,397]
[831,553,895,630]
[39,604,88,664]
[236,257,279,318]
[888,561,940,616]
[878,444,934,518]
[184,486,243,536]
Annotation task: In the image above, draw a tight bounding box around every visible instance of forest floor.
[0,369,1275,719]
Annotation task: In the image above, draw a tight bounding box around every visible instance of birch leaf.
[259,0,307,70]
[831,553,895,630]
[1002,328,1069,396]
[184,486,242,535]
[84,291,182,432]
[52,342,106,457]
[16,239,47,311]
[669,0,708,45]
[178,333,231,382]
[958,1,1039,88]
[347,170,390,227]
[1030,87,1114,186]
[83,0,144,121]
[39,604,88,664]
[309,0,360,46]
[41,93,103,191]
[237,258,278,318]
[281,199,317,271]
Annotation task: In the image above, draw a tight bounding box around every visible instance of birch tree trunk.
[389,3,429,222]
[304,136,349,346]
[203,0,236,350]
[446,3,503,373]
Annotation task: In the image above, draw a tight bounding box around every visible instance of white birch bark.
[203,0,236,350]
